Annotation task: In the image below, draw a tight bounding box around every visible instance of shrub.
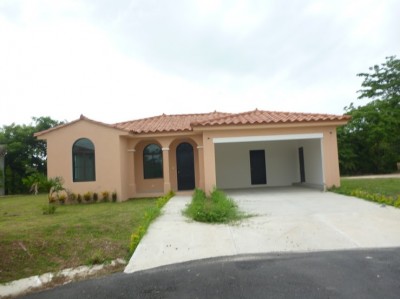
[93,192,98,202]
[77,194,82,204]
[102,191,110,202]
[86,250,106,265]
[58,193,66,204]
[112,192,117,202]
[183,188,245,223]
[48,194,57,204]
[69,192,77,203]
[83,192,92,202]
[42,204,57,215]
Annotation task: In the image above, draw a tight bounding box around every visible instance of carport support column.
[162,148,171,193]
[197,146,205,190]
[202,135,217,194]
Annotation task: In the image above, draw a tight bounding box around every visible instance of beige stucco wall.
[38,120,129,201]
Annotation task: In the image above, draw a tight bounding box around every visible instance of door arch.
[176,142,195,190]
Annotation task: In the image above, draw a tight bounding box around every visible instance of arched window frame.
[143,143,163,179]
[72,138,96,182]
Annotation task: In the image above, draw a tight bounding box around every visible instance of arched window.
[143,144,163,179]
[72,138,95,182]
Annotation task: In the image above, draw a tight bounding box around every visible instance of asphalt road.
[23,248,400,299]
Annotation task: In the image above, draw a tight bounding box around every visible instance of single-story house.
[34,109,350,201]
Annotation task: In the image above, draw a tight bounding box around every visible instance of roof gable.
[34,115,125,137]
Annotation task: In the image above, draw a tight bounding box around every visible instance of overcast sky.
[1,0,399,127]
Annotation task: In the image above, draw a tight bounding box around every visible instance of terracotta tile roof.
[35,110,350,137]
[113,112,231,134]
[191,109,351,127]
[114,109,350,134]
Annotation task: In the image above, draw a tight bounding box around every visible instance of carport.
[214,133,325,190]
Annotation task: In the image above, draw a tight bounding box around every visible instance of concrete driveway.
[125,187,400,273]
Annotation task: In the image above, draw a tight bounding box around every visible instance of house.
[34,109,350,201]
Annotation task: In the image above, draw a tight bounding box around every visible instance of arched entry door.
[176,142,195,190]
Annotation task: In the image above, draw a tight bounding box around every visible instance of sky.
[0,0,399,127]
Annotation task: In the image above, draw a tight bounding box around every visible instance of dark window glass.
[72,138,95,182]
[143,144,163,179]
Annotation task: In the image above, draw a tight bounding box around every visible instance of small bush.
[69,193,77,203]
[83,192,92,202]
[58,193,66,204]
[77,194,82,204]
[48,195,56,204]
[102,191,110,202]
[112,192,117,202]
[42,204,57,215]
[86,250,106,265]
[183,188,245,223]
[93,192,98,202]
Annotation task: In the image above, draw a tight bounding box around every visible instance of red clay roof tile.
[113,112,231,134]
[114,109,350,134]
[36,110,350,137]
[192,109,351,127]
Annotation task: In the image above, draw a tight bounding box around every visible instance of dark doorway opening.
[299,147,306,183]
[176,142,195,190]
[249,150,267,185]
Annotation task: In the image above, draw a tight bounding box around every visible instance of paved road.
[23,247,400,299]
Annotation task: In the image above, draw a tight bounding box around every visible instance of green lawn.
[331,178,400,206]
[336,178,400,197]
[0,194,156,283]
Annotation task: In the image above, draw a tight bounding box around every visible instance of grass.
[330,178,400,207]
[129,191,174,254]
[0,194,157,283]
[183,188,247,223]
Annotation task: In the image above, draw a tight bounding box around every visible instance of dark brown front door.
[176,143,195,190]
[250,150,267,185]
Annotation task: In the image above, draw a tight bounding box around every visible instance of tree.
[0,117,63,194]
[338,56,400,175]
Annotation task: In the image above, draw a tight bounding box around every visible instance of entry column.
[162,147,171,193]
[128,149,136,196]
[202,134,217,194]
[197,145,205,190]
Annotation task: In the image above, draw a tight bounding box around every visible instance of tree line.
[338,56,400,175]
[0,117,63,194]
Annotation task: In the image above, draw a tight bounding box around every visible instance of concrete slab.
[124,187,400,273]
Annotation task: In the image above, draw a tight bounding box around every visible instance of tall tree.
[0,117,63,194]
[338,56,400,174]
